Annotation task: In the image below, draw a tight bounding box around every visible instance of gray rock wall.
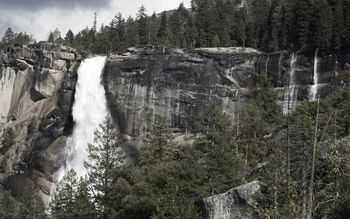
[103,47,350,139]
[0,43,82,202]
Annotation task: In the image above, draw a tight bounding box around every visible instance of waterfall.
[0,67,16,123]
[56,56,108,182]
[310,49,319,101]
[278,53,283,84]
[283,53,298,116]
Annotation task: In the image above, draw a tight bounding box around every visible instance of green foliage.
[64,29,75,46]
[2,1,349,52]
[20,190,48,219]
[157,12,171,46]
[141,117,175,164]
[2,127,15,149]
[50,169,97,219]
[137,5,149,46]
[0,27,34,51]
[326,137,350,218]
[48,28,63,44]
[84,117,124,217]
[0,189,20,218]
[50,84,350,219]
[255,149,303,219]
[256,74,283,124]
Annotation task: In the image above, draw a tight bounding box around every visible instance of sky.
[0,0,191,41]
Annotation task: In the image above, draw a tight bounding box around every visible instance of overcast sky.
[0,0,191,40]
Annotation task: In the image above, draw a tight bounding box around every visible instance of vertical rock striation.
[0,43,83,202]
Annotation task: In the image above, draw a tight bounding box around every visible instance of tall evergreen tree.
[2,27,15,43]
[136,5,149,46]
[312,0,333,48]
[295,0,313,49]
[141,117,174,164]
[125,16,139,47]
[84,117,124,218]
[65,29,75,46]
[332,0,345,47]
[50,170,79,218]
[109,12,127,52]
[157,12,170,45]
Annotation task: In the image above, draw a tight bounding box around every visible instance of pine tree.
[312,0,333,48]
[327,137,350,217]
[148,12,159,46]
[194,105,244,193]
[136,5,149,46]
[65,29,75,46]
[141,117,174,164]
[295,0,313,49]
[84,117,124,218]
[235,8,248,48]
[184,14,198,48]
[270,0,283,51]
[20,189,48,219]
[125,16,139,48]
[344,0,350,45]
[74,178,97,218]
[48,32,55,43]
[50,170,97,218]
[255,149,303,218]
[109,12,127,52]
[332,0,345,47]
[193,0,211,47]
[251,0,271,49]
[50,169,79,218]
[2,27,15,43]
[157,12,170,45]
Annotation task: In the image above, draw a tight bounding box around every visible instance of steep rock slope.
[0,43,82,202]
[103,47,350,139]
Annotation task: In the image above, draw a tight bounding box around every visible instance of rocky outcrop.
[103,46,350,139]
[197,181,260,219]
[0,43,82,203]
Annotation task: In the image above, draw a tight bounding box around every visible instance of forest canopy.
[1,0,350,53]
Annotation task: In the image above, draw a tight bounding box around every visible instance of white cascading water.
[56,56,108,182]
[278,52,283,83]
[310,49,319,101]
[0,67,16,123]
[283,53,298,116]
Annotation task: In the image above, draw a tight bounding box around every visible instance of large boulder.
[198,181,260,219]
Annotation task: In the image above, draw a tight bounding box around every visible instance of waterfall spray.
[56,56,108,183]
[283,53,298,116]
[310,49,319,101]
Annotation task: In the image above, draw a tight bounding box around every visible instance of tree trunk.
[307,99,320,219]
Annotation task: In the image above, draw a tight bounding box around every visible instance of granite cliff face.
[0,43,82,202]
[103,47,350,139]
